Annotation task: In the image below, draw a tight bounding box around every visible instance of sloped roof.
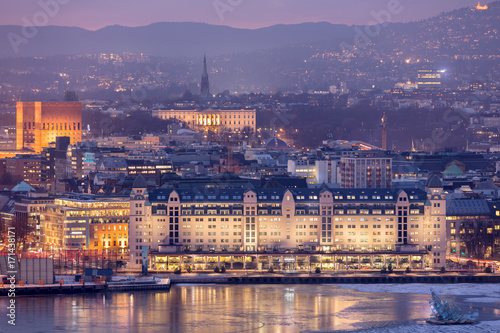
[475,179,498,190]
[265,138,289,149]
[447,199,491,216]
[443,162,464,177]
[147,187,427,204]
[0,198,15,214]
[132,175,147,188]
[11,181,36,192]
[426,175,442,188]
[101,157,127,169]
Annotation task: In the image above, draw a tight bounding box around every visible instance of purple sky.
[2,0,483,30]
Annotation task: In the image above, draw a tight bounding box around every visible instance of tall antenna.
[381,113,387,150]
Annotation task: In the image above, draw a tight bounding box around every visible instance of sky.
[1,0,484,30]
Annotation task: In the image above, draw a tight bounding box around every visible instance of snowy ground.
[331,283,500,332]
[335,283,500,304]
[339,320,500,333]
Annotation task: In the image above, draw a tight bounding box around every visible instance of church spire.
[200,53,210,98]
[203,53,208,77]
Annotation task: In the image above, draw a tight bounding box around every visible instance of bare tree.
[459,219,495,260]
[13,213,37,253]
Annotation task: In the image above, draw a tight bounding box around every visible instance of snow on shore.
[349,320,500,333]
[335,283,500,303]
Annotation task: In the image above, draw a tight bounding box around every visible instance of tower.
[16,101,82,153]
[129,175,149,270]
[381,113,387,150]
[200,54,211,98]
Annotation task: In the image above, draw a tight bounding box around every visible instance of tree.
[460,219,495,260]
[12,214,36,253]
[240,126,254,139]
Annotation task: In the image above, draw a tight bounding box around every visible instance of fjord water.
[1,284,499,333]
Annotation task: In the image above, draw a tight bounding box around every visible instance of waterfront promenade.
[2,270,499,297]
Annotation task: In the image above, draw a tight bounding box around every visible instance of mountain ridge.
[1,1,499,59]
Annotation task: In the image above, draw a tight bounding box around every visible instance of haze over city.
[1,0,483,29]
[0,1,500,332]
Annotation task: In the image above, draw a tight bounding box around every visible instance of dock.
[0,277,170,296]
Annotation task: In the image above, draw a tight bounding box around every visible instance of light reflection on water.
[0,284,476,333]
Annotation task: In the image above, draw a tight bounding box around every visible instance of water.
[1,284,499,333]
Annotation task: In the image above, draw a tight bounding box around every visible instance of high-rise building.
[41,137,71,186]
[417,69,445,90]
[200,54,211,98]
[5,155,42,186]
[16,101,82,153]
[339,156,392,188]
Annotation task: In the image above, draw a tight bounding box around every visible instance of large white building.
[152,109,256,134]
[129,176,446,270]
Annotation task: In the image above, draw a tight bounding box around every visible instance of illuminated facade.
[129,181,446,269]
[5,155,42,186]
[14,194,55,251]
[476,2,488,10]
[446,198,498,259]
[152,109,256,133]
[16,101,82,153]
[339,157,392,188]
[43,196,129,254]
[287,158,340,187]
[417,69,444,90]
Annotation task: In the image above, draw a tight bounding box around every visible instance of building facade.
[339,157,392,188]
[13,193,55,251]
[42,196,129,253]
[417,69,444,90]
[288,158,340,187]
[5,155,42,186]
[129,179,446,270]
[16,101,82,153]
[446,198,499,260]
[152,109,256,134]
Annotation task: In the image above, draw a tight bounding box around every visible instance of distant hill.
[0,22,355,58]
[370,1,500,59]
[0,1,498,60]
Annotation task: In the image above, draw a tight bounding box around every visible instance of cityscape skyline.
[1,0,500,331]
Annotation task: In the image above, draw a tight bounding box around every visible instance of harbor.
[0,275,170,296]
